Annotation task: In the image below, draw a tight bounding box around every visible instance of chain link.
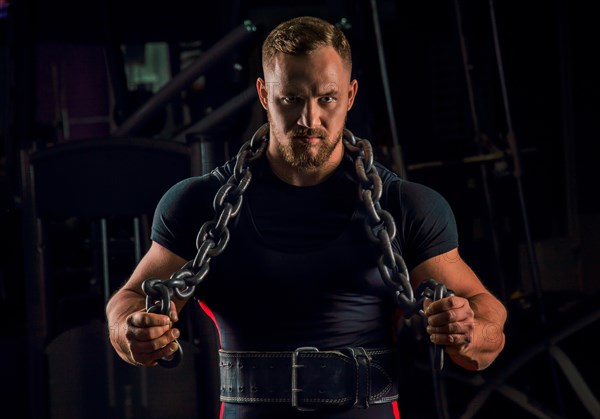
[342,129,420,314]
[142,124,268,367]
[343,128,453,370]
[143,124,451,369]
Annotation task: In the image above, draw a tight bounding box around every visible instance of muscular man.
[107,15,506,419]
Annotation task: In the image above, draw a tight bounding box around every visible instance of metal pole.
[113,21,257,137]
[488,1,565,416]
[369,0,407,178]
[453,0,507,303]
[488,0,544,318]
[172,85,258,143]
[556,0,582,288]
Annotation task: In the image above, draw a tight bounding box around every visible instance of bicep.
[409,248,488,299]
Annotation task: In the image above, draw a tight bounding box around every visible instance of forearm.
[449,292,507,370]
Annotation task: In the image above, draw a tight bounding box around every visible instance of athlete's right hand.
[124,302,180,366]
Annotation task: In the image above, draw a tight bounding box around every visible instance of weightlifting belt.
[219,347,398,410]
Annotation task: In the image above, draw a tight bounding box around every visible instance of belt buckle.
[291,346,319,411]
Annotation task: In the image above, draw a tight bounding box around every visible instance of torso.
[198,157,397,351]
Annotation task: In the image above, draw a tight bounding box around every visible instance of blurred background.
[1,0,598,418]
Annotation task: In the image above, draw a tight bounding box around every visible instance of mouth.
[292,130,325,144]
[294,135,321,144]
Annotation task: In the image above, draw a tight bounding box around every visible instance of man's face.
[257,46,358,170]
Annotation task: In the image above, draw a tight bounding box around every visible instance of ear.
[256,77,269,110]
[346,79,358,111]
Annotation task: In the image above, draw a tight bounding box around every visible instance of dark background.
[1,0,598,418]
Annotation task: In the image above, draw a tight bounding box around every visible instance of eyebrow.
[320,87,338,96]
[279,85,339,97]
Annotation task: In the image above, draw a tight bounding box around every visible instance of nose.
[298,100,319,128]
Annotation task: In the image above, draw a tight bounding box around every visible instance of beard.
[268,114,343,170]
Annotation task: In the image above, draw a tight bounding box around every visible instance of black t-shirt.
[152,155,458,348]
[150,154,458,418]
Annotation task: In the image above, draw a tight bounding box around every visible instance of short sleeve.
[151,174,221,261]
[388,179,459,271]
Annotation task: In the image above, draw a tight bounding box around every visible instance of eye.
[282,96,299,104]
[319,96,336,104]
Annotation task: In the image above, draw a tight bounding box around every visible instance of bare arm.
[106,241,189,366]
[410,248,507,371]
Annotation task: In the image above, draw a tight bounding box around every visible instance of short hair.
[262,16,352,73]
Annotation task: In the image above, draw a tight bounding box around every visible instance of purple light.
[0,1,9,20]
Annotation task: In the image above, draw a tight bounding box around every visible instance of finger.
[129,328,180,361]
[429,331,471,347]
[133,341,180,366]
[427,322,462,335]
[129,311,171,328]
[428,295,464,313]
[154,341,180,362]
[422,298,433,315]
[127,314,173,342]
[427,309,456,327]
[429,332,455,345]
[169,301,179,323]
[424,297,454,316]
[426,298,473,326]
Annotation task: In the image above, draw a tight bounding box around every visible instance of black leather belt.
[219,347,398,410]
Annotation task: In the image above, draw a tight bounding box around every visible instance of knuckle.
[447,310,455,322]
[151,339,166,352]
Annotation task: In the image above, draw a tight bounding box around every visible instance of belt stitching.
[220,348,394,403]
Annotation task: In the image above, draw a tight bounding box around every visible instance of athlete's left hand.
[423,295,475,353]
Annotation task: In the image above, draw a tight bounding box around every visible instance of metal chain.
[142,123,268,367]
[342,129,451,316]
[342,128,453,369]
[144,124,451,369]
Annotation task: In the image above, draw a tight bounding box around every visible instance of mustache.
[291,128,327,138]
